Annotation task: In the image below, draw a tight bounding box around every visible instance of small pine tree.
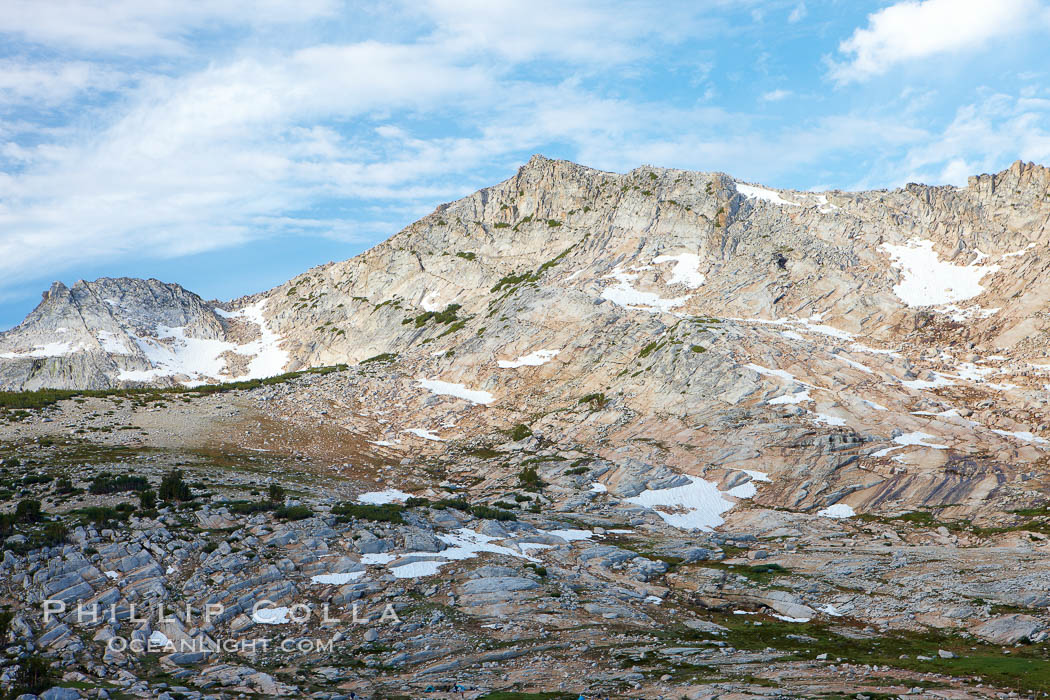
[139,489,157,510]
[268,483,285,503]
[15,499,42,523]
[158,470,191,502]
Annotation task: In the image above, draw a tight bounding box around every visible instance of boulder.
[972,614,1043,645]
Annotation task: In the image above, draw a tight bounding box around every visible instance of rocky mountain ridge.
[6,157,1050,698]
[6,154,1050,523]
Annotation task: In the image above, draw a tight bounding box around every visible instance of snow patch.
[96,330,130,355]
[384,528,541,579]
[992,429,1048,445]
[391,560,447,578]
[600,269,690,313]
[735,182,800,206]
[1001,243,1035,258]
[653,253,705,288]
[311,572,365,585]
[119,300,288,384]
[746,363,806,384]
[119,327,233,382]
[421,291,443,312]
[882,240,999,307]
[811,412,847,427]
[624,476,736,531]
[546,529,597,542]
[768,389,811,405]
[835,355,873,374]
[0,341,79,359]
[357,488,412,505]
[148,631,170,646]
[872,431,948,457]
[417,378,494,405]
[233,300,290,379]
[741,469,771,482]
[404,428,445,442]
[817,503,855,519]
[253,606,291,624]
[902,373,954,390]
[498,349,560,369]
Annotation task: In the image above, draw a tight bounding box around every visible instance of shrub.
[639,341,664,359]
[406,304,462,329]
[455,251,477,260]
[578,392,607,409]
[432,498,471,512]
[15,499,42,523]
[268,483,286,503]
[138,489,157,510]
[690,344,707,353]
[332,503,403,523]
[509,424,532,441]
[53,478,77,494]
[470,505,517,521]
[273,505,313,521]
[526,563,548,577]
[361,352,398,364]
[79,506,131,527]
[518,466,544,490]
[405,496,430,508]
[10,655,52,696]
[41,522,68,547]
[227,500,275,515]
[158,469,191,502]
[565,466,589,476]
[89,472,150,495]
[490,271,533,293]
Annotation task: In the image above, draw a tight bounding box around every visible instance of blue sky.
[1,0,1049,329]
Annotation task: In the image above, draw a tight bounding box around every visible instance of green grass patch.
[361,353,398,364]
[0,365,349,411]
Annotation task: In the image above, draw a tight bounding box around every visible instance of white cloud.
[897,93,1050,185]
[0,60,131,105]
[0,0,338,53]
[0,41,503,283]
[830,0,1045,83]
[761,89,792,102]
[788,2,807,23]
[417,0,716,64]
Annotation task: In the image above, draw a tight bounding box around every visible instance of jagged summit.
[0,276,287,390]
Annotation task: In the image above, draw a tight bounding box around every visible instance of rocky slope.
[5,157,1050,698]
